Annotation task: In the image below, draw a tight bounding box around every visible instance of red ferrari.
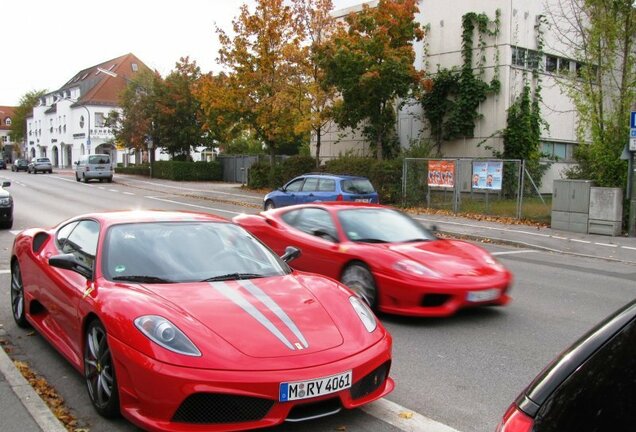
[10,210,393,431]
[234,203,512,317]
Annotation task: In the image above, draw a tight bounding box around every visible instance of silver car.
[28,157,53,174]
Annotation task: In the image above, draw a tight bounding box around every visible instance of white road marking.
[108,189,118,192]
[9,230,21,236]
[491,250,538,256]
[414,217,552,238]
[595,242,618,248]
[362,399,461,432]
[144,196,242,215]
[0,269,10,274]
[570,239,591,244]
[123,192,135,196]
[624,246,636,251]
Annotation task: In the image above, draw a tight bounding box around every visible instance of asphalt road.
[1,170,635,432]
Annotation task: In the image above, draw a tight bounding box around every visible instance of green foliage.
[320,0,424,159]
[152,161,222,181]
[419,10,500,151]
[558,0,635,189]
[114,165,150,176]
[248,155,317,189]
[9,90,47,148]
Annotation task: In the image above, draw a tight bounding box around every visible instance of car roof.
[65,210,228,228]
[300,173,371,180]
[518,299,636,416]
[267,202,386,213]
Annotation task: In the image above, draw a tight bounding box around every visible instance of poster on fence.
[427,160,455,188]
[472,161,503,190]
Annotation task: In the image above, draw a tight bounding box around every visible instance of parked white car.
[28,158,53,174]
[75,154,113,183]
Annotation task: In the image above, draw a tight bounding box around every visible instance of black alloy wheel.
[10,261,29,328]
[84,320,120,418]
[341,263,378,309]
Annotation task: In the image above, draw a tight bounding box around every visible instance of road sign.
[631,111,636,129]
[632,129,636,137]
[631,137,636,151]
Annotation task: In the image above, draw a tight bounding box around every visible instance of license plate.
[467,288,500,303]
[355,198,371,202]
[279,371,352,402]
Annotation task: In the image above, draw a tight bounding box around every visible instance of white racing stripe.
[362,399,462,432]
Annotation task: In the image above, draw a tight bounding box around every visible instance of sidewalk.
[1,172,634,431]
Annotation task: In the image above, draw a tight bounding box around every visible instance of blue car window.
[341,179,375,194]
[285,178,304,192]
[301,178,319,192]
[317,179,336,192]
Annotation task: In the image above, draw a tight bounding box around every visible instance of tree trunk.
[315,126,322,167]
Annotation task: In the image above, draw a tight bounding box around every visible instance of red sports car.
[234,203,512,317]
[10,210,393,431]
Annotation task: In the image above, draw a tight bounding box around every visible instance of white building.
[25,53,149,167]
[316,0,583,193]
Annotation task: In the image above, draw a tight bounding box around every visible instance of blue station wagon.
[263,173,379,210]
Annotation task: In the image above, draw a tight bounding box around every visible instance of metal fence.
[402,158,551,221]
[217,155,292,183]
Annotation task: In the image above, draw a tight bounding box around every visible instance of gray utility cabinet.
[551,180,593,233]
[588,187,623,236]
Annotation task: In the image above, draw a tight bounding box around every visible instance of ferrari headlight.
[393,260,441,278]
[484,255,506,271]
[349,296,377,332]
[134,315,201,357]
[0,197,12,207]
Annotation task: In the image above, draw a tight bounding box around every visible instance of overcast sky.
[0,0,362,106]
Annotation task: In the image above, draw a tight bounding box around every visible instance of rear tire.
[341,263,378,309]
[76,172,80,182]
[82,173,88,183]
[106,177,112,183]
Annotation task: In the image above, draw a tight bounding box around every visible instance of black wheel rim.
[85,325,115,409]
[10,263,24,321]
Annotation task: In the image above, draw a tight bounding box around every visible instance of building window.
[546,55,558,72]
[94,112,105,128]
[512,46,526,67]
[542,141,572,161]
[558,58,571,74]
[5,118,11,126]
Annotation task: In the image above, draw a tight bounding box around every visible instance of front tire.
[11,261,29,328]
[264,200,275,211]
[84,320,120,418]
[341,263,378,309]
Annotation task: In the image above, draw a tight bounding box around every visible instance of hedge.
[115,161,222,181]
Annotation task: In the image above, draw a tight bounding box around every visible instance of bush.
[151,161,222,181]
[324,157,402,204]
[248,156,317,189]
[114,165,150,176]
[115,162,222,180]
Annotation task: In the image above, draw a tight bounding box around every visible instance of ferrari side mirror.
[49,253,93,280]
[281,246,301,263]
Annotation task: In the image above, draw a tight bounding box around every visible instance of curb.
[0,341,66,432]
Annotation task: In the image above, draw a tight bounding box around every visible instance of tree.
[153,57,206,158]
[293,0,339,166]
[320,0,424,160]
[547,0,636,187]
[195,72,243,151]
[216,0,308,157]
[9,90,47,155]
[107,68,158,161]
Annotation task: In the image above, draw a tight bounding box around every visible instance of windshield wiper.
[353,238,389,243]
[404,238,432,243]
[201,273,264,282]
[112,275,175,283]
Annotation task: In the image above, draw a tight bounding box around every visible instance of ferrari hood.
[145,275,344,358]
[385,240,496,277]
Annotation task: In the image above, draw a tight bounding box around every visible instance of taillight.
[496,404,534,432]
[336,194,343,201]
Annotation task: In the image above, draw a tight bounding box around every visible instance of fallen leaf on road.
[26,331,36,336]
[399,411,414,419]
[335,426,347,431]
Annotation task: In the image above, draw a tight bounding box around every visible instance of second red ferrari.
[234,203,513,317]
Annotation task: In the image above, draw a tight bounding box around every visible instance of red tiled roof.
[0,105,16,130]
[57,53,152,107]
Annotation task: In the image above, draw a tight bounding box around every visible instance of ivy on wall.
[420,10,501,154]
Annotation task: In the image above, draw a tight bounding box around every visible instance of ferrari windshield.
[103,221,289,283]
[338,208,436,243]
